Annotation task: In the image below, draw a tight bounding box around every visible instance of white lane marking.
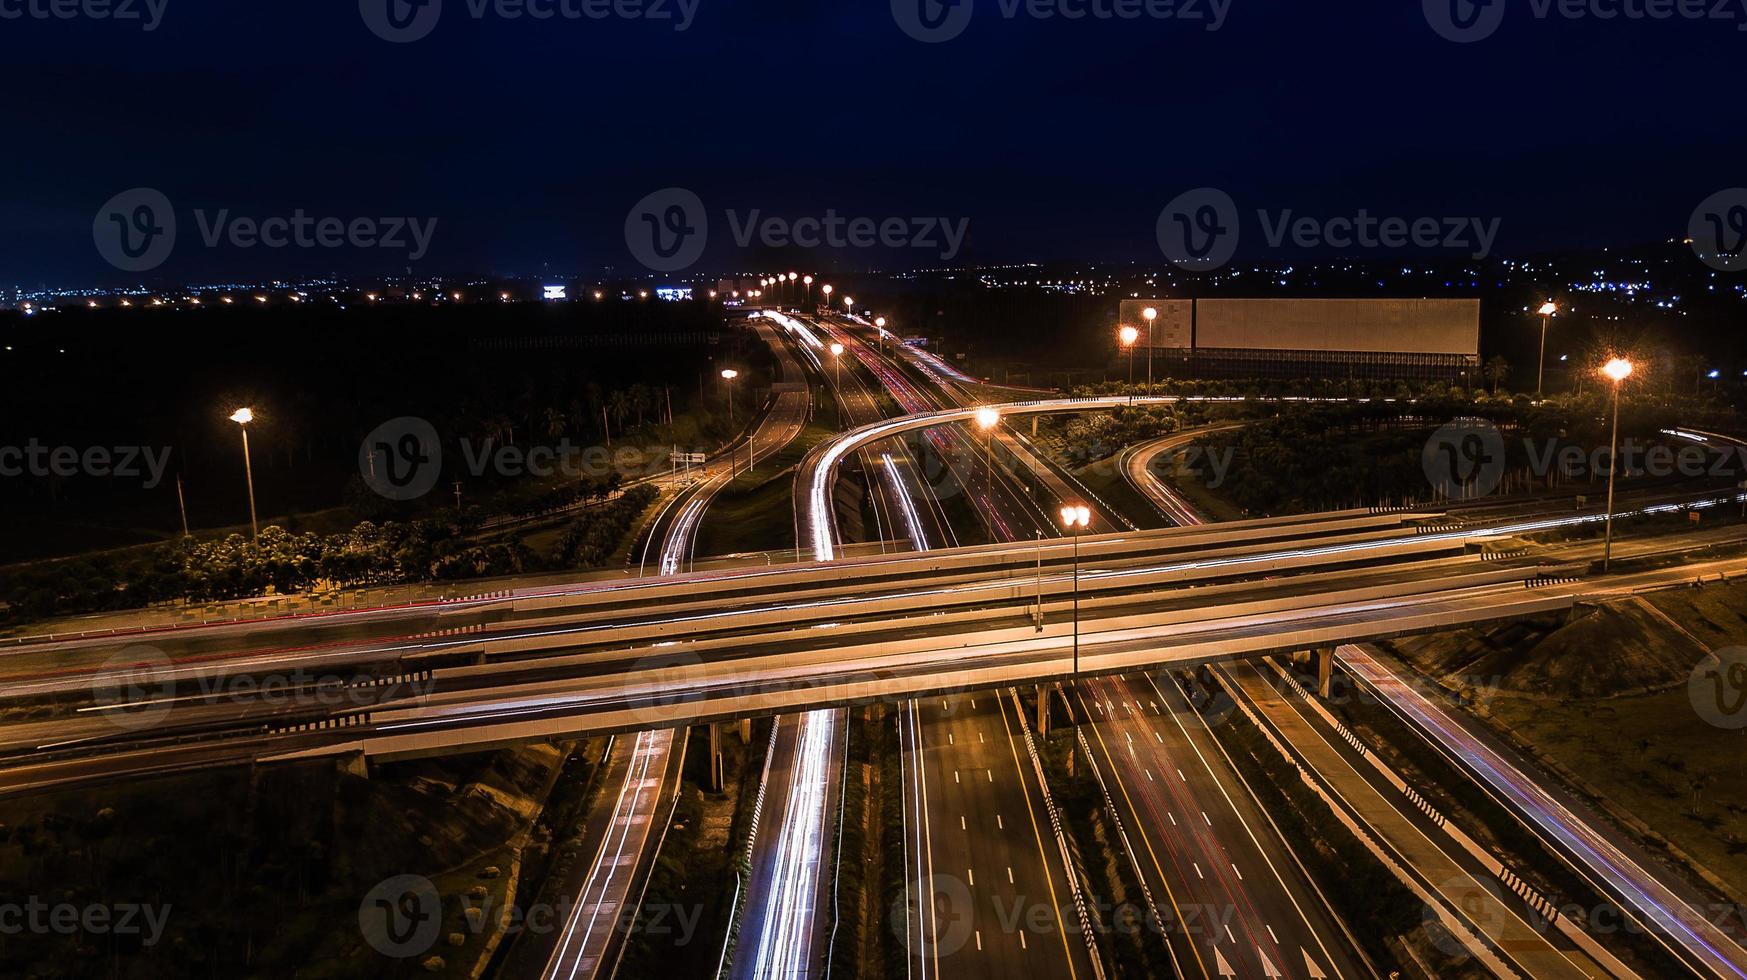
[1233,863,1244,881]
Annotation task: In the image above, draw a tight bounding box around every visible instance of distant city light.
[543,285,568,300]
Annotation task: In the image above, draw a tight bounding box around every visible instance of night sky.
[6,0,1745,285]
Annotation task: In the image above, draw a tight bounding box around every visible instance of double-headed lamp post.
[1118,325,1140,393]
[229,408,259,540]
[1141,307,1158,396]
[1536,302,1557,397]
[1059,504,1091,683]
[1600,357,1633,572]
[975,406,1000,488]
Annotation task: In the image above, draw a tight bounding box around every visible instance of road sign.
[671,452,707,465]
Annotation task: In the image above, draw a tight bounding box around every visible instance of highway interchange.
[3,311,1746,979]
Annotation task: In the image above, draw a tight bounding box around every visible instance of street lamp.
[804,275,814,305]
[1600,357,1633,572]
[787,272,798,306]
[1141,307,1158,396]
[875,316,889,355]
[975,406,1000,487]
[229,408,259,541]
[1118,324,1140,391]
[829,343,845,429]
[1059,505,1092,683]
[843,296,855,315]
[1536,302,1557,396]
[821,284,833,309]
[721,369,739,422]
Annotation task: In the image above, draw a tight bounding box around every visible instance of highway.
[846,317,1364,980]
[826,320,1100,980]
[536,313,815,980]
[1122,418,1747,979]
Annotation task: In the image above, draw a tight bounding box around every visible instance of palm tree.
[544,407,568,442]
[1483,355,1511,394]
[608,390,632,436]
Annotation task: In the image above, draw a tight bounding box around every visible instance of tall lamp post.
[1600,357,1633,572]
[875,317,888,355]
[787,272,798,307]
[1536,302,1557,397]
[975,406,1000,490]
[1059,504,1091,682]
[720,369,740,475]
[229,408,259,540]
[1119,325,1140,394]
[821,284,833,311]
[828,343,845,429]
[1141,307,1158,396]
[803,275,814,307]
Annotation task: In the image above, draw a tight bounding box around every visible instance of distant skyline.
[5,1,1745,285]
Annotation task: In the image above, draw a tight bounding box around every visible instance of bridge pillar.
[1031,417,1039,438]
[1036,684,1050,736]
[708,723,725,792]
[739,718,752,744]
[1315,648,1334,700]
[340,751,370,781]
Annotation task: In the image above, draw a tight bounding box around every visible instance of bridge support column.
[708,723,725,792]
[1031,417,1039,438]
[1315,648,1334,700]
[1036,684,1050,736]
[340,751,370,781]
[739,718,752,744]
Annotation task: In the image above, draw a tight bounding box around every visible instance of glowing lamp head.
[721,369,739,381]
[788,272,798,281]
[1119,325,1140,346]
[1142,307,1157,322]
[974,407,1001,431]
[229,408,254,425]
[822,284,833,296]
[875,317,887,329]
[1538,301,1558,316]
[1059,504,1091,530]
[829,343,844,357]
[1601,358,1634,383]
[803,275,814,285]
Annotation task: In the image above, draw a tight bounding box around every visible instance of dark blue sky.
[6,0,1744,285]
